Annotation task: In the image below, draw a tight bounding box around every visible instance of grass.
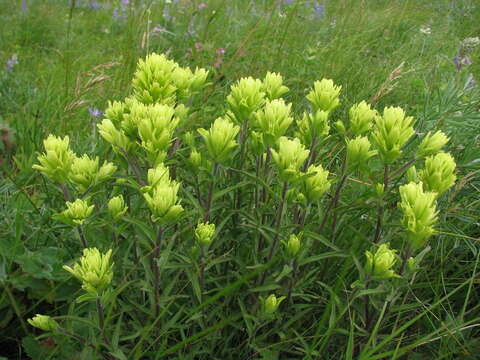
[1,0,479,359]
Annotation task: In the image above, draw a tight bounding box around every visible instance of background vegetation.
[1,0,479,359]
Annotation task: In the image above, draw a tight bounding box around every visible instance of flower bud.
[398,182,438,250]
[364,243,400,280]
[54,199,94,226]
[306,79,341,113]
[194,221,216,246]
[301,165,331,202]
[143,165,183,224]
[198,117,240,163]
[254,99,293,147]
[419,152,456,196]
[262,71,289,100]
[270,137,310,182]
[190,67,209,92]
[346,136,377,170]
[282,233,301,257]
[261,294,286,314]
[28,314,59,332]
[406,165,418,183]
[188,148,202,168]
[295,110,330,146]
[63,248,114,295]
[348,101,377,136]
[69,155,117,193]
[108,195,128,221]
[183,131,195,147]
[250,131,265,156]
[371,106,415,164]
[97,119,131,151]
[32,135,76,184]
[334,120,346,135]
[417,131,449,158]
[226,77,265,124]
[104,100,127,126]
[175,103,189,125]
[375,183,384,197]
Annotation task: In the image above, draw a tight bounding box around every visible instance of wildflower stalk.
[120,148,146,187]
[96,297,111,347]
[303,135,318,171]
[61,184,72,201]
[77,226,88,249]
[286,259,298,304]
[259,181,289,285]
[390,158,416,179]
[373,165,389,243]
[4,284,29,334]
[234,122,250,211]
[152,226,164,318]
[204,162,219,221]
[319,156,347,235]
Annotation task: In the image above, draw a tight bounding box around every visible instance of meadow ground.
[0,0,479,359]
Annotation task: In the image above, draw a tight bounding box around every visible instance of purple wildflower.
[195,42,202,51]
[313,1,325,18]
[89,0,101,9]
[88,107,102,118]
[197,3,207,10]
[283,0,294,5]
[187,18,196,37]
[216,48,225,55]
[21,0,28,12]
[5,54,18,72]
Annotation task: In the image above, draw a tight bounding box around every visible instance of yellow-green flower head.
[195,221,216,246]
[262,71,289,100]
[398,182,438,250]
[198,117,240,163]
[349,101,377,136]
[306,79,342,113]
[295,110,330,146]
[142,163,172,193]
[254,99,293,147]
[371,106,415,164]
[262,294,286,314]
[282,233,301,257]
[108,195,128,221]
[55,198,94,226]
[174,103,189,125]
[190,67,209,92]
[63,248,114,295]
[271,137,310,182]
[417,131,449,158]
[346,136,377,171]
[97,119,131,151]
[419,152,456,196]
[104,100,127,127]
[69,155,117,193]
[130,102,179,166]
[226,77,266,124]
[32,135,76,184]
[301,164,331,202]
[132,53,178,105]
[143,181,183,223]
[365,243,400,280]
[188,148,202,169]
[27,314,59,332]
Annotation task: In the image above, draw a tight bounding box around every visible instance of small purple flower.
[88,107,102,118]
[195,42,202,51]
[163,6,171,21]
[5,54,18,72]
[313,1,325,18]
[89,0,101,9]
[151,25,165,35]
[216,48,225,55]
[21,0,28,12]
[187,18,196,37]
[197,3,207,10]
[284,0,294,5]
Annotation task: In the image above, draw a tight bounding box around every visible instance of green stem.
[4,284,29,334]
[259,181,289,286]
[96,297,112,347]
[204,162,219,222]
[77,226,88,248]
[152,226,163,318]
[373,165,389,244]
